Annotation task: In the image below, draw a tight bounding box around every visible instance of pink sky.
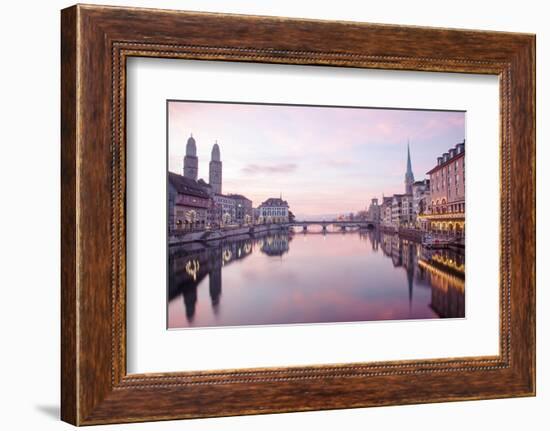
[168,101,465,218]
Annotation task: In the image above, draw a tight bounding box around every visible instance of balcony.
[418,212,465,221]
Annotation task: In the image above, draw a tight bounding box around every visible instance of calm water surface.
[168,229,465,329]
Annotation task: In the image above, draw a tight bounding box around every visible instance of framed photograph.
[61,4,535,425]
[164,100,467,330]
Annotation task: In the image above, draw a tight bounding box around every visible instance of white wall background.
[0,0,546,429]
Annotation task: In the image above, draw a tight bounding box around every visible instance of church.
[377,142,429,230]
[168,134,253,232]
[182,134,222,195]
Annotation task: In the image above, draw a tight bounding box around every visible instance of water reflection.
[168,229,464,328]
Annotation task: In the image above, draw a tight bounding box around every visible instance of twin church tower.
[183,133,414,198]
[183,134,222,195]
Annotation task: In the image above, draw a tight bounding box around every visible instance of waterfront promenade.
[169,223,287,245]
[169,219,380,245]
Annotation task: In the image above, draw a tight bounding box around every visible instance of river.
[167,228,465,329]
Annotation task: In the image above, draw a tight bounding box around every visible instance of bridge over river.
[289,220,378,232]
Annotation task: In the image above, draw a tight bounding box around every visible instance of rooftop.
[259,197,289,207]
[226,193,251,202]
[426,141,465,175]
[392,193,412,199]
[168,172,210,198]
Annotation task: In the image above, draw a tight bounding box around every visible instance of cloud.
[169,101,464,216]
[241,163,298,175]
[323,159,356,168]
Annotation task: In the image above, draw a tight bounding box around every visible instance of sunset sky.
[168,101,465,219]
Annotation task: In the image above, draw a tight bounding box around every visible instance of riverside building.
[419,140,465,237]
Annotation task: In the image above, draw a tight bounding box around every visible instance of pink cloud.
[169,101,465,216]
[241,163,298,175]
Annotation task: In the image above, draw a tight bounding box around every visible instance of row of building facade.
[367,140,465,237]
[168,135,292,232]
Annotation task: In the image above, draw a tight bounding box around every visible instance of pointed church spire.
[406,139,413,176]
[404,140,415,195]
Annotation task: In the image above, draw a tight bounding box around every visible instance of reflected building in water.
[169,235,255,321]
[169,233,292,323]
[259,234,290,257]
[209,248,222,314]
[378,231,464,318]
[417,248,465,318]
[360,229,380,252]
[169,229,465,327]
[379,232,416,308]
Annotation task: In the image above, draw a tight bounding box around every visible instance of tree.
[288,210,296,223]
